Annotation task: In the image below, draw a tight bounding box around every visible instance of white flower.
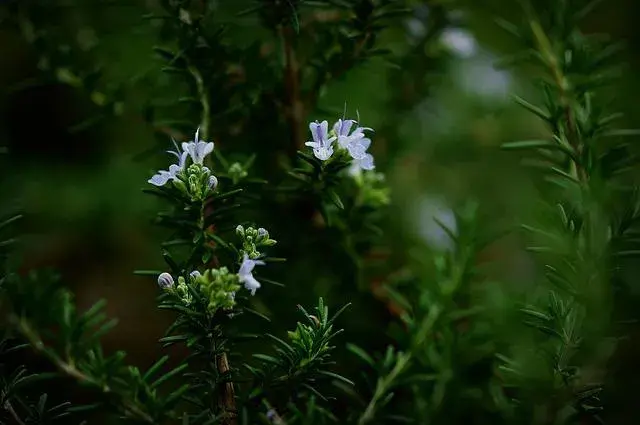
[305,120,336,161]
[237,253,265,296]
[190,270,201,280]
[182,127,214,165]
[157,272,174,289]
[148,146,188,187]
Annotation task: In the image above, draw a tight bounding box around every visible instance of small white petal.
[148,171,172,186]
[314,146,334,161]
[358,154,375,170]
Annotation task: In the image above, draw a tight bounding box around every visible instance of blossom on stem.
[148,147,188,187]
[305,120,336,161]
[238,253,265,296]
[182,128,214,165]
[336,120,375,171]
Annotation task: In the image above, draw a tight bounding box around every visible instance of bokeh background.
[1,0,640,423]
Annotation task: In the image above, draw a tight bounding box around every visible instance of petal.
[148,170,172,186]
[179,151,188,168]
[342,119,355,136]
[337,135,351,149]
[314,145,334,161]
[168,164,181,176]
[243,275,261,295]
[309,122,320,143]
[359,137,371,151]
[305,141,319,148]
[359,153,375,170]
[203,141,214,157]
[319,120,329,139]
[347,142,367,160]
[332,119,343,136]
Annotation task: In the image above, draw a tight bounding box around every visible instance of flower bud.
[190,270,201,280]
[157,272,174,289]
[208,175,218,190]
[236,224,245,236]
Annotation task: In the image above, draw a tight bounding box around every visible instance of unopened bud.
[208,175,218,190]
[157,272,174,289]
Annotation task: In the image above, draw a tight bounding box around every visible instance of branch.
[216,352,237,425]
[13,319,155,424]
[529,20,587,184]
[279,24,305,154]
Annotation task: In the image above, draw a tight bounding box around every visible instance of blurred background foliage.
[1,0,639,423]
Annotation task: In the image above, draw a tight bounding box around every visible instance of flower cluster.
[157,251,266,310]
[148,128,218,201]
[306,118,375,172]
[236,225,277,259]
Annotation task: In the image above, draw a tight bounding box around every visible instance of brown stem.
[280,25,305,154]
[216,352,237,425]
[199,204,236,424]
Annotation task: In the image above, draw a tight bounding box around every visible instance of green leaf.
[512,95,552,122]
[327,190,345,209]
[143,355,170,382]
[151,363,189,388]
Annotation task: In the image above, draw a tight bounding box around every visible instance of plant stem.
[358,352,411,425]
[216,352,237,425]
[279,24,304,154]
[188,63,211,141]
[529,20,587,185]
[198,204,236,424]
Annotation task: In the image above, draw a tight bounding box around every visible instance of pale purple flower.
[238,253,265,296]
[305,120,336,161]
[190,270,201,280]
[182,128,214,165]
[148,145,188,187]
[158,272,174,289]
[333,119,356,149]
